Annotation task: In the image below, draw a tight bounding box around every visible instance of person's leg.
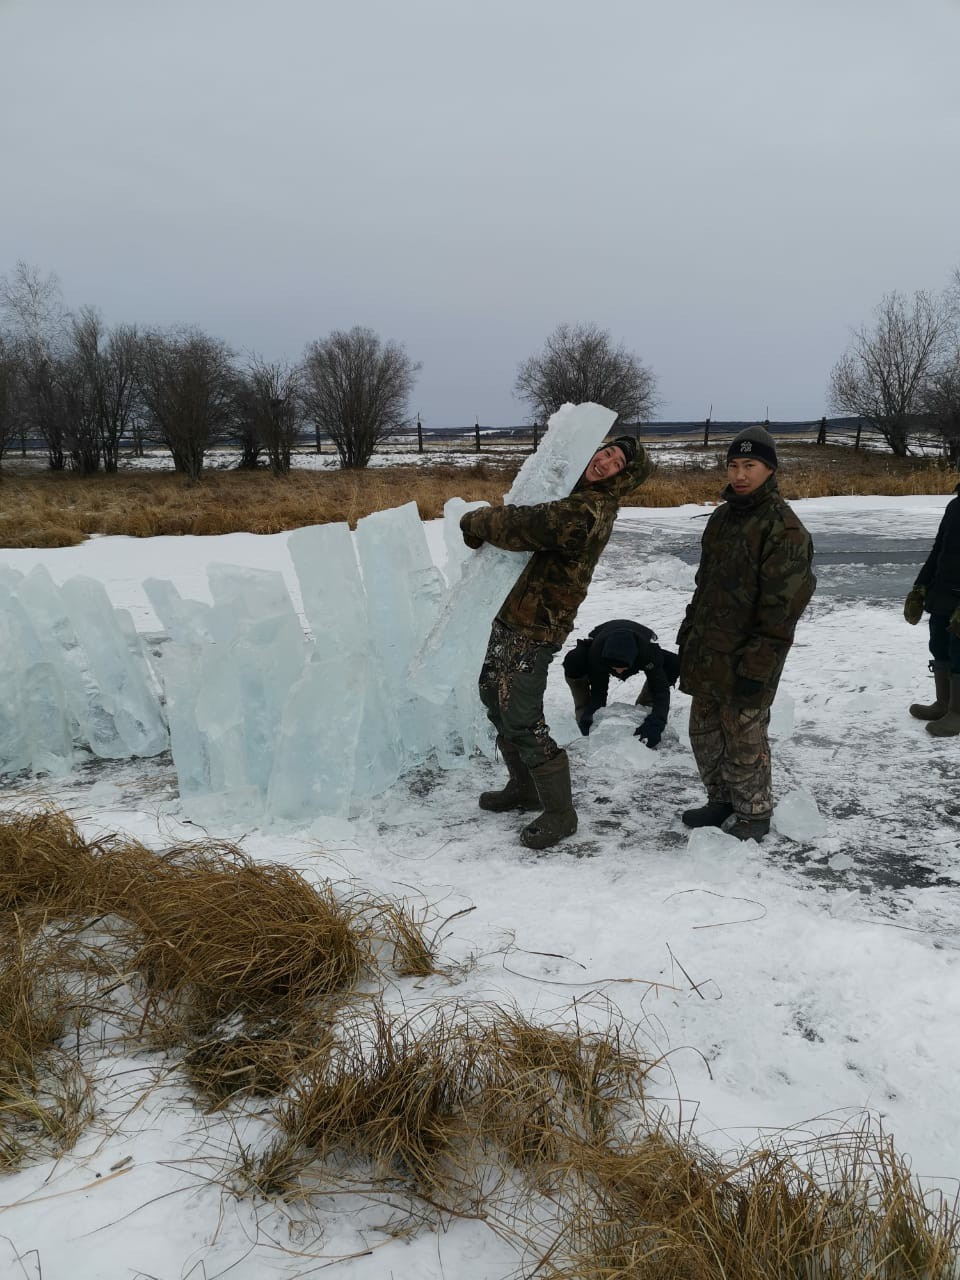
[476,621,539,811]
[495,630,561,769]
[486,629,576,848]
[562,640,592,722]
[926,613,960,737]
[910,615,951,720]
[719,704,773,839]
[683,696,734,827]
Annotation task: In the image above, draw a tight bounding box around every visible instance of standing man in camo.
[677,425,816,841]
[459,436,652,850]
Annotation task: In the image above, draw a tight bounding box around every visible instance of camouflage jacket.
[915,481,960,616]
[677,475,815,706]
[460,449,652,646]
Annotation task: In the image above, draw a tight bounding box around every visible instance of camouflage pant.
[479,619,561,769]
[689,696,772,819]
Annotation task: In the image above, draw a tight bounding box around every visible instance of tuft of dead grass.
[543,1122,960,1279]
[105,841,366,1036]
[0,807,109,920]
[0,919,93,1171]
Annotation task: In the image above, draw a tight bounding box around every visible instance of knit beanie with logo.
[726,425,777,470]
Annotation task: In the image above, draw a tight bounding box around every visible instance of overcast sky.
[2,0,959,426]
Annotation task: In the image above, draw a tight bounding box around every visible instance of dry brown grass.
[265,1002,655,1207]
[251,999,960,1277]
[544,1123,960,1280]
[0,920,93,1170]
[0,807,115,920]
[108,840,367,1036]
[1,447,956,547]
[0,463,512,547]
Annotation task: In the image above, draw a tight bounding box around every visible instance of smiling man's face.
[583,443,627,484]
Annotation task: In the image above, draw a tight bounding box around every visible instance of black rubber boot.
[520,750,578,849]
[910,661,951,720]
[926,674,960,738]
[479,736,539,812]
[681,800,734,829]
[728,816,771,842]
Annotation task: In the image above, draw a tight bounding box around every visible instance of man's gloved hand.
[950,605,960,639]
[634,716,663,748]
[459,512,485,549]
[733,674,765,702]
[577,711,594,737]
[903,586,926,625]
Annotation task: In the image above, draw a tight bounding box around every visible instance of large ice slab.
[408,402,617,706]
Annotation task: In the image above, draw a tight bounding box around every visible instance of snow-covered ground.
[1,493,959,1280]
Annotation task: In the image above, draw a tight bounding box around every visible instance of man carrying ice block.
[458,436,652,850]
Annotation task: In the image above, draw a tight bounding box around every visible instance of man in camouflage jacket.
[459,436,652,850]
[677,425,815,841]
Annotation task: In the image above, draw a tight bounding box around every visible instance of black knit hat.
[599,631,639,671]
[609,435,637,466]
[726,425,777,470]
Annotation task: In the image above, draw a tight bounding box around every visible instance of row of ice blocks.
[0,403,616,822]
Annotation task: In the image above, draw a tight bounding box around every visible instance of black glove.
[733,674,765,702]
[577,711,594,736]
[903,586,925,626]
[462,531,484,549]
[950,606,960,639]
[634,716,663,748]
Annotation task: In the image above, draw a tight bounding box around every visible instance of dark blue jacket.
[916,482,960,616]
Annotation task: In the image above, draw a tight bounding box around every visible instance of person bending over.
[562,619,680,747]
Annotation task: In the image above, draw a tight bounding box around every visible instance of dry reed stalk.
[0,920,93,1171]
[364,898,439,978]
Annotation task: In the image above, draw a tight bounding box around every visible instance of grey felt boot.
[926,674,960,738]
[520,751,578,849]
[910,661,951,720]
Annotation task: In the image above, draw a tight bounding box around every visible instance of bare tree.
[17,349,69,470]
[514,322,658,427]
[67,308,142,473]
[236,357,304,475]
[0,260,66,351]
[829,290,949,457]
[0,335,20,471]
[136,328,236,480]
[301,326,420,469]
[922,356,960,468]
[0,261,68,462]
